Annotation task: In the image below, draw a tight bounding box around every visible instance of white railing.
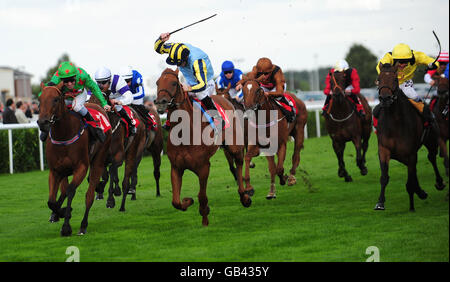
[0,101,379,174]
[0,122,44,174]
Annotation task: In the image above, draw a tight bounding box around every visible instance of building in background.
[0,66,33,105]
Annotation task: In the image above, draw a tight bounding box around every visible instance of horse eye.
[53,97,59,103]
[171,82,177,87]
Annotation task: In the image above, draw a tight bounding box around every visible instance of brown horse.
[154,68,251,226]
[324,71,372,182]
[239,78,308,199]
[432,75,449,176]
[374,63,446,211]
[37,83,111,236]
[215,83,255,181]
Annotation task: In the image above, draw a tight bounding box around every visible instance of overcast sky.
[1,0,449,89]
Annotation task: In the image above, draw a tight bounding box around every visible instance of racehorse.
[154,68,251,226]
[239,78,308,199]
[215,83,255,181]
[89,94,160,212]
[37,82,111,236]
[374,63,446,211]
[324,71,372,182]
[432,75,449,176]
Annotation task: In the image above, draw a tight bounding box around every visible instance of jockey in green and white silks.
[154,33,219,116]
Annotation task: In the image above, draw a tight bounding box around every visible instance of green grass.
[0,135,448,262]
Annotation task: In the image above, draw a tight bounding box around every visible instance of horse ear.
[175,68,179,76]
[40,82,46,90]
[57,81,64,90]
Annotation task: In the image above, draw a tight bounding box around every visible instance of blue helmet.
[221,60,235,72]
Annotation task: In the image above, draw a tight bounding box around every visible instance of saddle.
[117,105,140,137]
[192,97,231,131]
[273,94,297,122]
[130,104,158,131]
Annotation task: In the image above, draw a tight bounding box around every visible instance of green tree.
[345,44,378,88]
[31,53,72,97]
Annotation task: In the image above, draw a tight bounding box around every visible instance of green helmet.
[57,61,77,78]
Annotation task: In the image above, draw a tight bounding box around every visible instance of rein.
[328,73,355,121]
[155,71,191,110]
[49,112,87,146]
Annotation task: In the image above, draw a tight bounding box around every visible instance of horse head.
[240,78,265,111]
[37,82,66,133]
[154,68,184,114]
[377,63,400,107]
[216,82,232,101]
[329,71,346,103]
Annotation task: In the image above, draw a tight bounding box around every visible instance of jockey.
[215,60,244,102]
[94,67,137,136]
[322,59,365,117]
[154,33,220,125]
[375,43,439,124]
[424,51,449,87]
[119,66,152,124]
[242,57,295,122]
[39,61,111,142]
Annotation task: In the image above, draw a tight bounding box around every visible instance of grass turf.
[0,135,448,262]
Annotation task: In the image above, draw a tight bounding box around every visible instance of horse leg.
[406,154,427,212]
[232,147,252,207]
[48,171,64,222]
[276,142,288,186]
[425,139,445,190]
[197,164,211,226]
[244,145,259,195]
[333,139,352,182]
[106,163,118,208]
[288,130,304,186]
[360,130,370,176]
[151,147,162,197]
[352,136,367,176]
[171,166,193,211]
[95,167,109,200]
[61,164,88,236]
[119,156,134,212]
[438,137,449,177]
[224,149,238,182]
[374,147,390,210]
[79,156,107,235]
[265,155,277,199]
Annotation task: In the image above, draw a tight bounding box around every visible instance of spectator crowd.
[0,98,39,124]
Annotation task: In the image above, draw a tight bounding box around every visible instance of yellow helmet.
[392,43,413,60]
[166,43,190,66]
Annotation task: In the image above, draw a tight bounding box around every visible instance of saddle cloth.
[274,94,298,116]
[65,104,111,133]
[118,105,140,137]
[192,97,231,130]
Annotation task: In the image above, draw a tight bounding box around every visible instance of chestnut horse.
[154,68,251,226]
[374,63,446,212]
[432,75,449,176]
[37,83,111,236]
[239,78,308,199]
[324,71,372,182]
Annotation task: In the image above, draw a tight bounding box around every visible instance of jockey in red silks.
[322,59,365,117]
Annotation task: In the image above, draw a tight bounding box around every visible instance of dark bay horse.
[239,78,308,199]
[432,75,449,177]
[374,63,446,211]
[154,68,251,226]
[38,83,111,236]
[324,71,372,182]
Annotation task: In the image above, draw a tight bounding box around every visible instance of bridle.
[154,71,188,109]
[41,86,65,124]
[241,79,266,111]
[377,69,399,105]
[330,72,345,96]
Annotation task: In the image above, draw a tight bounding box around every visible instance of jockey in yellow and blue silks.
[154,32,219,118]
[215,60,244,102]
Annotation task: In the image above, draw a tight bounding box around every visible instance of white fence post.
[8,129,13,174]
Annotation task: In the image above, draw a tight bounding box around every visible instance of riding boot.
[83,111,106,143]
[322,95,331,116]
[119,108,137,136]
[422,104,436,128]
[278,96,295,122]
[201,95,222,132]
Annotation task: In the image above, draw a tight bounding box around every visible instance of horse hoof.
[202,218,209,226]
[435,182,446,191]
[242,197,252,208]
[280,175,288,186]
[345,175,353,182]
[182,197,194,208]
[288,176,297,186]
[245,188,255,197]
[249,162,256,169]
[360,167,368,176]
[96,194,104,200]
[266,193,276,200]
[78,229,87,236]
[61,224,72,237]
[106,201,115,209]
[49,213,60,223]
[418,190,428,200]
[127,189,136,195]
[374,203,385,210]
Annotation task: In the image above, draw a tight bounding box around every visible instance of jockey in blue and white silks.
[154,33,219,119]
[95,66,137,135]
[215,60,244,102]
[120,66,146,105]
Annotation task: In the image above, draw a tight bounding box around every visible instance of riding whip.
[424,30,442,100]
[163,14,217,38]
